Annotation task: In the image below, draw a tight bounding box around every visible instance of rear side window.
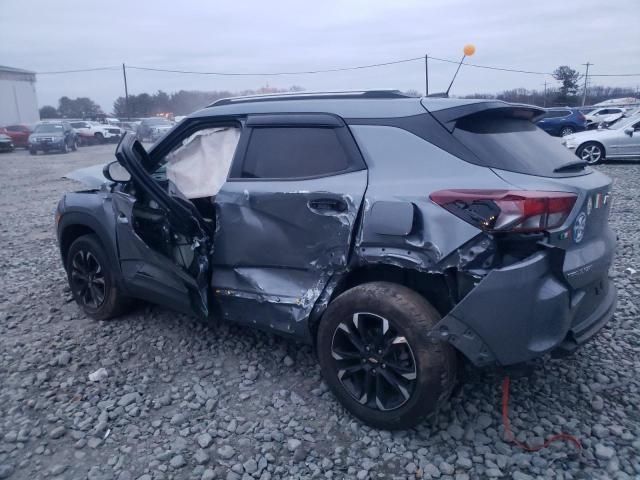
[545,110,570,118]
[240,127,351,179]
[452,112,579,176]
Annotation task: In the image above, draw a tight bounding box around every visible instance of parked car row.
[0,116,177,155]
[561,112,640,164]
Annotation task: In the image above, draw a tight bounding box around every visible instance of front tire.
[577,141,605,164]
[66,234,131,320]
[94,132,104,144]
[317,282,457,429]
[29,148,37,155]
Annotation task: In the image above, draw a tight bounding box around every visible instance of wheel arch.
[308,263,455,342]
[58,211,120,276]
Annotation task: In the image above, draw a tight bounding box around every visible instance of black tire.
[577,141,605,165]
[317,282,457,430]
[61,141,69,154]
[71,138,78,151]
[29,148,37,155]
[65,234,131,320]
[94,132,104,144]
[560,126,575,136]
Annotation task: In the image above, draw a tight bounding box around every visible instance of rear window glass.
[452,113,579,176]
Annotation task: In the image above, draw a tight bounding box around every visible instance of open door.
[111,133,212,318]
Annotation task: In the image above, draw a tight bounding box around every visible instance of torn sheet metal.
[210,170,367,340]
[63,163,107,189]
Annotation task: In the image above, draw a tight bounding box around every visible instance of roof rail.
[208,89,413,107]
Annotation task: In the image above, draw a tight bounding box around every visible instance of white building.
[0,65,39,126]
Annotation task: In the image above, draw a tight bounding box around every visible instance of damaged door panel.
[112,135,212,318]
[212,173,367,339]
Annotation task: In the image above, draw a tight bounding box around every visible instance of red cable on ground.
[501,376,582,452]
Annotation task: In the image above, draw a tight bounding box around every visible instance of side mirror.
[103,160,131,183]
[624,127,634,137]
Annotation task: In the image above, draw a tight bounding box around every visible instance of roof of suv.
[191,90,499,120]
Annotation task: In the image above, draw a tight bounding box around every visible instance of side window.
[239,127,351,179]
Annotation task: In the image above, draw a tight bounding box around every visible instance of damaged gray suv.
[56,91,617,429]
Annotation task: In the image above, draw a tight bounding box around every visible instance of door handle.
[308,198,348,213]
[117,214,129,224]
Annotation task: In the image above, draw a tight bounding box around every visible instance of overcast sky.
[2,0,639,113]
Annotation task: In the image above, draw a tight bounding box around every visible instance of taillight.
[430,190,577,232]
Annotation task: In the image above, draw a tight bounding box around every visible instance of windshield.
[608,115,640,129]
[34,124,64,133]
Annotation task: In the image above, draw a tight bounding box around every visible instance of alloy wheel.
[580,144,602,164]
[560,127,574,136]
[331,312,417,411]
[70,250,106,308]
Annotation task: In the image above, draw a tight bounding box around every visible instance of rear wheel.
[317,282,457,429]
[560,126,575,136]
[29,148,37,155]
[577,141,605,164]
[66,234,131,320]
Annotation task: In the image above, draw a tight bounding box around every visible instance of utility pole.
[424,54,429,96]
[122,63,130,120]
[542,80,548,107]
[581,62,592,107]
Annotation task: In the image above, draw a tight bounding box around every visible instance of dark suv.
[535,107,587,136]
[29,121,78,154]
[56,91,616,429]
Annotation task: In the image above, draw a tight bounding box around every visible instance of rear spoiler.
[428,102,546,132]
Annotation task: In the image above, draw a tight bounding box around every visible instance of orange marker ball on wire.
[463,44,476,56]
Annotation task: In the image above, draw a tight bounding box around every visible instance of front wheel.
[29,148,37,155]
[577,141,605,164]
[66,234,131,320]
[317,282,457,430]
[94,132,104,144]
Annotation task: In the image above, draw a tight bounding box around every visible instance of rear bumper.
[430,250,616,366]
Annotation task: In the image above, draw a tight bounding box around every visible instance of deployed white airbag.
[166,127,240,199]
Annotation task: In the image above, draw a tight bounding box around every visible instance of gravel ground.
[0,145,639,480]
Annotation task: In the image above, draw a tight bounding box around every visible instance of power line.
[33,58,640,78]
[126,56,425,76]
[36,66,120,74]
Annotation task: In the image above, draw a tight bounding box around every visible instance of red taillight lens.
[430,190,577,232]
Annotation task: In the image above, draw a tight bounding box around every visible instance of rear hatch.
[425,101,615,292]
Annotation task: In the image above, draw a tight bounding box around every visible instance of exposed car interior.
[127,127,240,270]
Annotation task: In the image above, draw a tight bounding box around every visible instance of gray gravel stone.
[595,443,615,460]
[170,454,186,468]
[286,438,301,452]
[0,465,14,480]
[194,449,210,465]
[49,426,66,439]
[197,432,213,448]
[217,445,235,459]
[201,469,216,480]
